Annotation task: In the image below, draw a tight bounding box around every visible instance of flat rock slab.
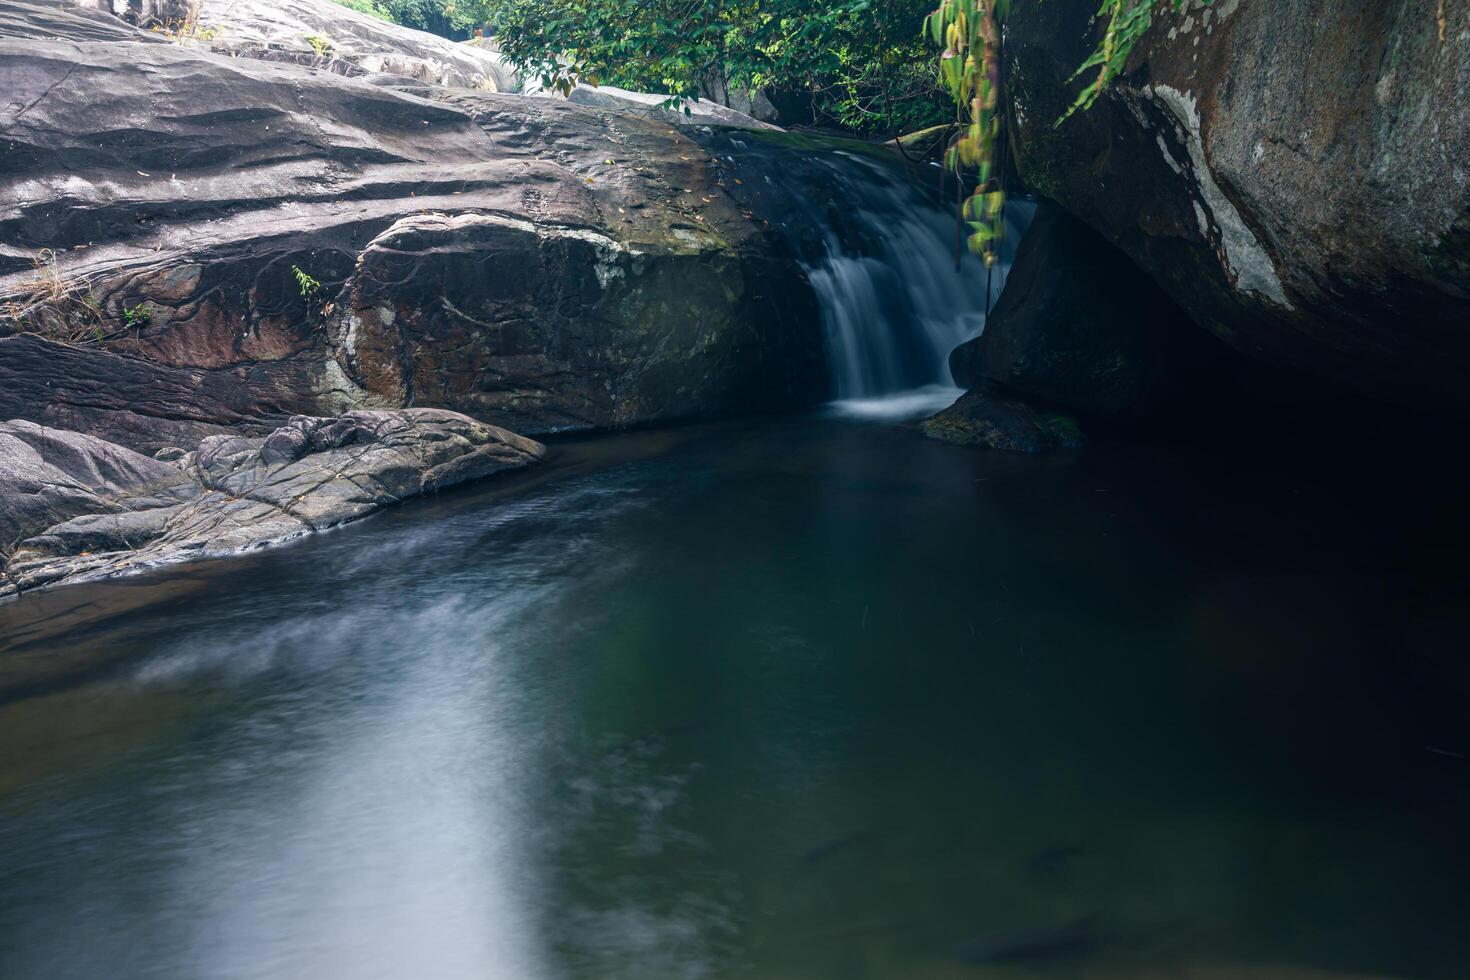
[192,0,518,92]
[1,409,543,597]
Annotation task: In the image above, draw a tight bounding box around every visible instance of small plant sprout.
[292,265,322,301]
[122,304,153,329]
[291,264,326,322]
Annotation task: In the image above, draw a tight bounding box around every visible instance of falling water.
[801,152,1033,418]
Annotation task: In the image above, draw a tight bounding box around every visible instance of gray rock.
[0,418,196,565]
[329,210,821,434]
[0,0,823,441]
[2,409,544,596]
[0,0,162,39]
[559,83,779,131]
[1005,0,1470,415]
[188,0,519,92]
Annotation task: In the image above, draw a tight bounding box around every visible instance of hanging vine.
[924,0,1008,267]
[925,0,1213,265]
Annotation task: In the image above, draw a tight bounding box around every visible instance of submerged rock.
[955,915,1106,964]
[918,385,1084,453]
[1005,0,1470,415]
[0,410,543,597]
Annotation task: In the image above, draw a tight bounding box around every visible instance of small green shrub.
[304,34,335,58]
[122,304,153,329]
[291,265,322,301]
[331,0,395,21]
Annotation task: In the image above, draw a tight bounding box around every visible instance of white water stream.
[802,153,1033,419]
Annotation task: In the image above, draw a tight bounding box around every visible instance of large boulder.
[947,202,1209,419]
[1005,0,1470,415]
[0,0,823,446]
[331,211,812,433]
[1,409,543,596]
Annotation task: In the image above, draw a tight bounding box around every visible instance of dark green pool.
[2,412,1467,980]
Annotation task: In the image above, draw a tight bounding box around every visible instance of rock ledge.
[0,409,543,597]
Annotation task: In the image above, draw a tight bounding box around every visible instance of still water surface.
[1,413,1468,979]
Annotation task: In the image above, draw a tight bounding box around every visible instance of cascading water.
[705,130,1034,420]
[800,151,1034,418]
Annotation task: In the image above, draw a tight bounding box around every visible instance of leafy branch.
[1060,0,1208,123]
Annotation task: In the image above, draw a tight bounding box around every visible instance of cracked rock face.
[0,409,544,597]
[1006,0,1470,415]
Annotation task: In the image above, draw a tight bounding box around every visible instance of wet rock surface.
[0,409,543,597]
[0,0,831,597]
[918,385,1084,454]
[0,419,195,563]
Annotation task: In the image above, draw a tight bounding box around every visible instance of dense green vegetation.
[334,0,948,136]
[330,0,468,37]
[482,0,947,135]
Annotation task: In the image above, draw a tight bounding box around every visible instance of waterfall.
[800,152,1034,419]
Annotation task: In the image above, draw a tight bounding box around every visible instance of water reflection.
[171,598,547,980]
